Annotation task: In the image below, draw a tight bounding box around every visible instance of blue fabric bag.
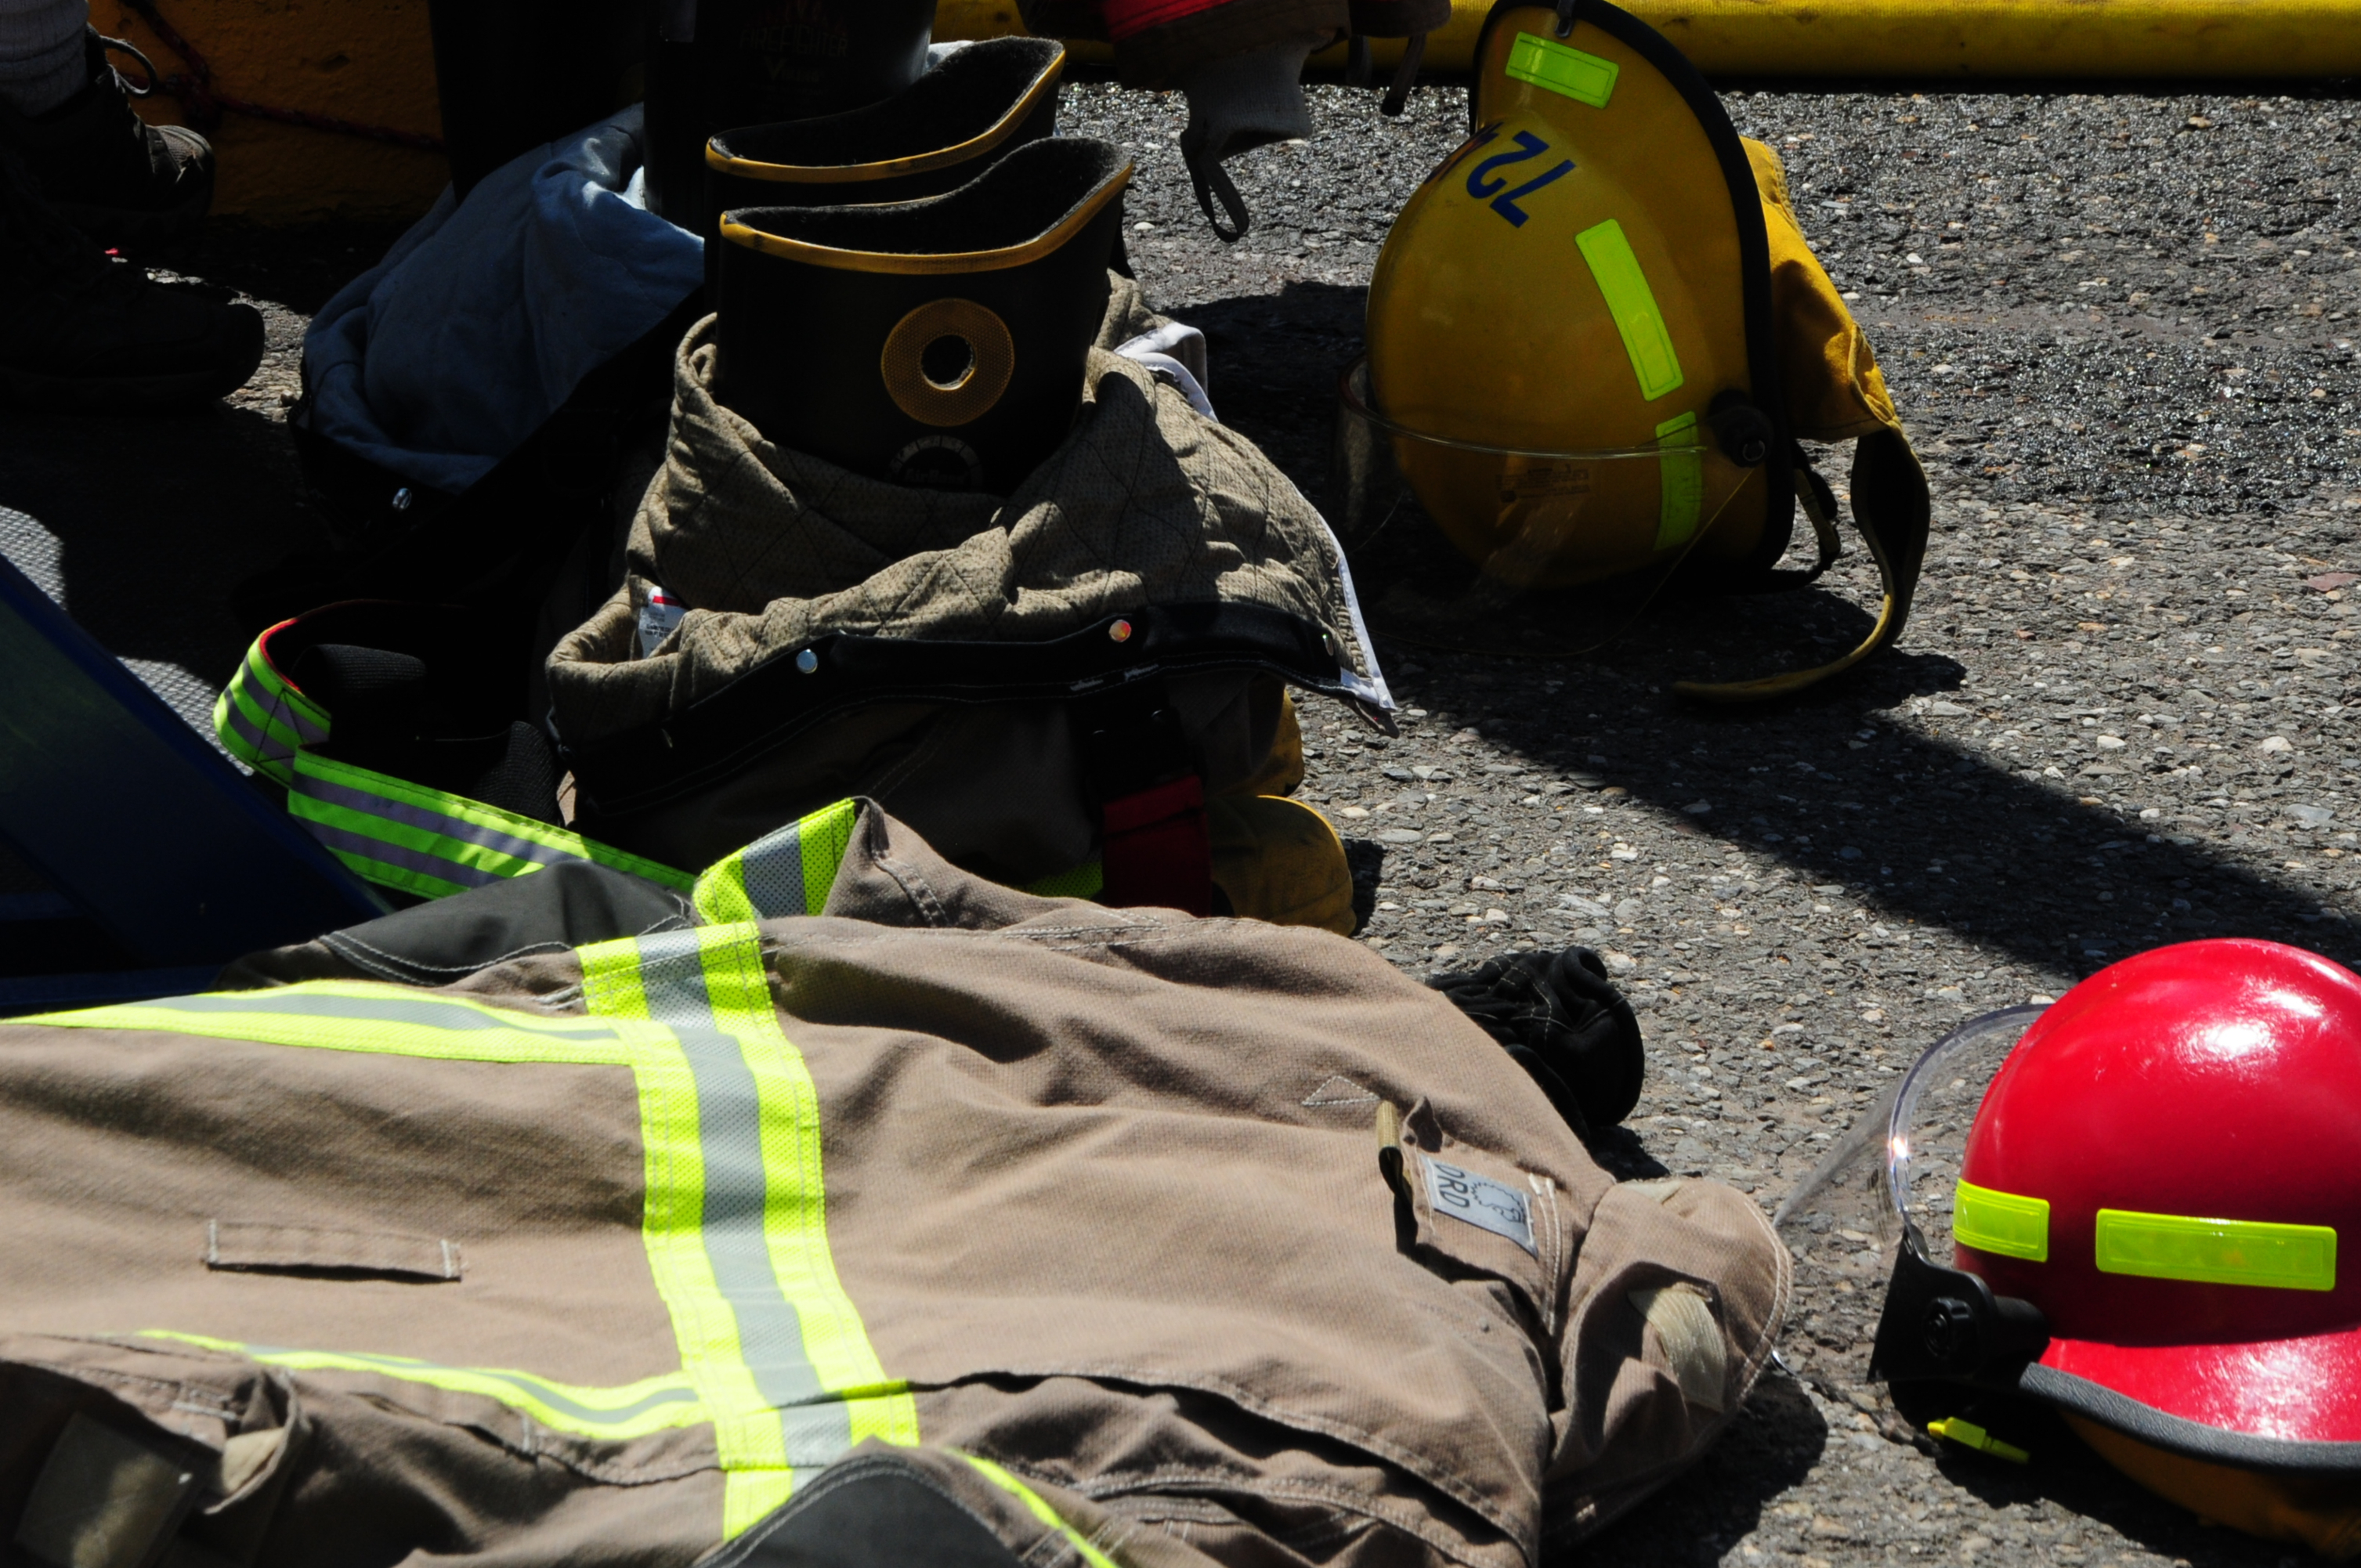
[302,104,704,496]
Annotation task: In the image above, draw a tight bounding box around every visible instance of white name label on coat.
[1423,1156,1537,1255]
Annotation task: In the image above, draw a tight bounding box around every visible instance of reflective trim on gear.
[28,985,641,1057]
[27,953,916,1540]
[1653,410,1704,549]
[1954,1179,2051,1263]
[288,750,695,900]
[1575,218,1684,403]
[691,800,859,923]
[2095,1208,2337,1293]
[212,628,330,785]
[1025,861,1105,901]
[1504,31,1618,108]
[139,1330,706,1440]
[958,1453,1123,1568]
[693,801,1105,919]
[580,924,920,1536]
[215,624,694,902]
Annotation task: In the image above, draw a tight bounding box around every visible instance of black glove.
[1429,946,1644,1139]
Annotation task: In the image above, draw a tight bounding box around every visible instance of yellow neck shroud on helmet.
[1350,0,1929,699]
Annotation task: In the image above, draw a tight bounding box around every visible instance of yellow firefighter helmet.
[1343,0,1933,699]
[1361,0,1787,592]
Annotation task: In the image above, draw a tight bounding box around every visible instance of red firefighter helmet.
[1778,939,2361,1556]
[1958,938,2361,1446]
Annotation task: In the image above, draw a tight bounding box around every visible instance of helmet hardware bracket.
[1707,389,1774,468]
[1870,1219,2051,1389]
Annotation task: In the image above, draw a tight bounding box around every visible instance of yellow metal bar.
[1623,0,2361,80]
[936,0,2361,79]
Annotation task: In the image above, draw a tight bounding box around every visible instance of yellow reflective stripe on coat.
[217,627,695,901]
[27,984,642,1062]
[692,800,859,922]
[2095,1208,2336,1292]
[580,923,920,1537]
[1025,860,1105,901]
[692,799,1104,919]
[25,965,917,1538]
[290,750,695,900]
[212,634,330,784]
[959,1454,1123,1568]
[139,1330,707,1440]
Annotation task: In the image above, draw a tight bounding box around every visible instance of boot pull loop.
[96,34,161,97]
[1186,148,1252,244]
[1344,31,1373,87]
[1380,33,1427,117]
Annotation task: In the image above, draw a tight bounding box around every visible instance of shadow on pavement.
[178,217,413,315]
[0,399,316,699]
[1383,639,2353,985]
[1918,1401,2289,1567]
[1579,1371,1828,1566]
[1186,279,2351,988]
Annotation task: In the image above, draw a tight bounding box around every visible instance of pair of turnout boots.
[696,39,1127,492]
[0,29,261,409]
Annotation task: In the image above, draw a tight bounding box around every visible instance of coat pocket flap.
[204,1222,461,1282]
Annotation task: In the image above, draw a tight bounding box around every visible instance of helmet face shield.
[1332,357,1766,656]
[1771,1005,2048,1392]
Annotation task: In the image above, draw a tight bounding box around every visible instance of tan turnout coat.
[0,805,1784,1568]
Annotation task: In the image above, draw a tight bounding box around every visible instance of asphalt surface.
[3,68,2359,1568]
[1064,77,2361,1568]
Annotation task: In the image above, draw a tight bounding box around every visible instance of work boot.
[0,31,215,255]
[0,145,262,410]
[716,136,1130,492]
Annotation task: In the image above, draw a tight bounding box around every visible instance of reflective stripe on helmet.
[1504,31,1619,109]
[1575,219,1685,402]
[1956,1176,2340,1292]
[1954,1179,2051,1263]
[692,800,860,923]
[30,938,919,1540]
[287,750,694,900]
[2095,1209,2337,1293]
[1654,410,1705,549]
[580,925,921,1535]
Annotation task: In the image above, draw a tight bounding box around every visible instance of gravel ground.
[5,66,2361,1568]
[1061,77,2361,1568]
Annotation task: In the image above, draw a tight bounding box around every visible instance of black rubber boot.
[0,31,215,256]
[0,144,262,411]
